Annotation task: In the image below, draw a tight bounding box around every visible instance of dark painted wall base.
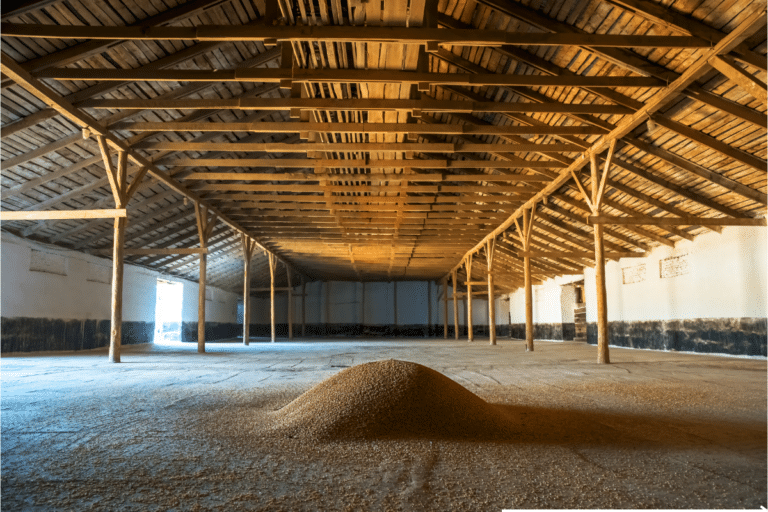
[586,318,767,357]
[179,323,507,341]
[1,317,153,353]
[509,322,575,341]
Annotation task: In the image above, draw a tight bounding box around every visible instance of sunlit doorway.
[154,279,183,345]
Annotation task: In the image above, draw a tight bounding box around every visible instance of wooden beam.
[603,0,767,71]
[122,248,209,255]
[114,120,608,136]
[0,50,293,278]
[514,250,645,258]
[588,215,767,226]
[198,184,536,193]
[0,209,127,221]
[82,97,631,115]
[180,161,563,171]
[709,55,768,104]
[39,67,665,88]
[1,133,80,169]
[1,0,226,90]
[3,23,711,47]
[445,5,767,281]
[650,115,766,172]
[1,0,60,21]
[136,141,600,154]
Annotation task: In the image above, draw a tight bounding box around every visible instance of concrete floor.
[2,337,766,510]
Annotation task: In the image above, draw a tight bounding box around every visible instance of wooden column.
[268,252,277,342]
[571,140,617,364]
[451,269,459,340]
[110,215,125,363]
[465,254,473,342]
[594,223,610,364]
[515,207,536,352]
[194,204,217,353]
[96,136,148,363]
[286,265,293,340]
[241,235,256,346]
[486,238,497,346]
[443,278,448,339]
[301,275,306,337]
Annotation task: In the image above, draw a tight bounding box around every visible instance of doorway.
[154,279,183,345]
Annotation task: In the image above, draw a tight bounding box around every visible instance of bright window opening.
[154,279,183,345]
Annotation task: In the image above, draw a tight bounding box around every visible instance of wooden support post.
[241,235,256,346]
[110,216,125,363]
[465,254,474,342]
[524,252,533,351]
[452,269,459,340]
[594,223,610,364]
[268,253,277,342]
[577,143,617,364]
[287,266,293,340]
[95,137,147,363]
[301,275,306,336]
[198,251,207,351]
[443,278,448,339]
[194,203,217,353]
[515,206,536,352]
[486,238,497,346]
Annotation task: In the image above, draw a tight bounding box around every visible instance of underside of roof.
[1,0,766,294]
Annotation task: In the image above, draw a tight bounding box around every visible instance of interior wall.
[242,279,508,338]
[1,232,241,351]
[582,225,766,356]
[508,274,583,340]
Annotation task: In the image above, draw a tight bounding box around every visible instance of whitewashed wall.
[1,232,239,325]
[583,226,767,322]
[509,274,583,325]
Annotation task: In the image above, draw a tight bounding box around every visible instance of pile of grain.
[271,359,515,440]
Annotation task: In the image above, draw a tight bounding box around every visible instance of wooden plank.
[0,209,127,220]
[588,215,767,226]
[3,23,711,47]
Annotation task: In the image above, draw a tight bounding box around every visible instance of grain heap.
[271,359,515,440]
